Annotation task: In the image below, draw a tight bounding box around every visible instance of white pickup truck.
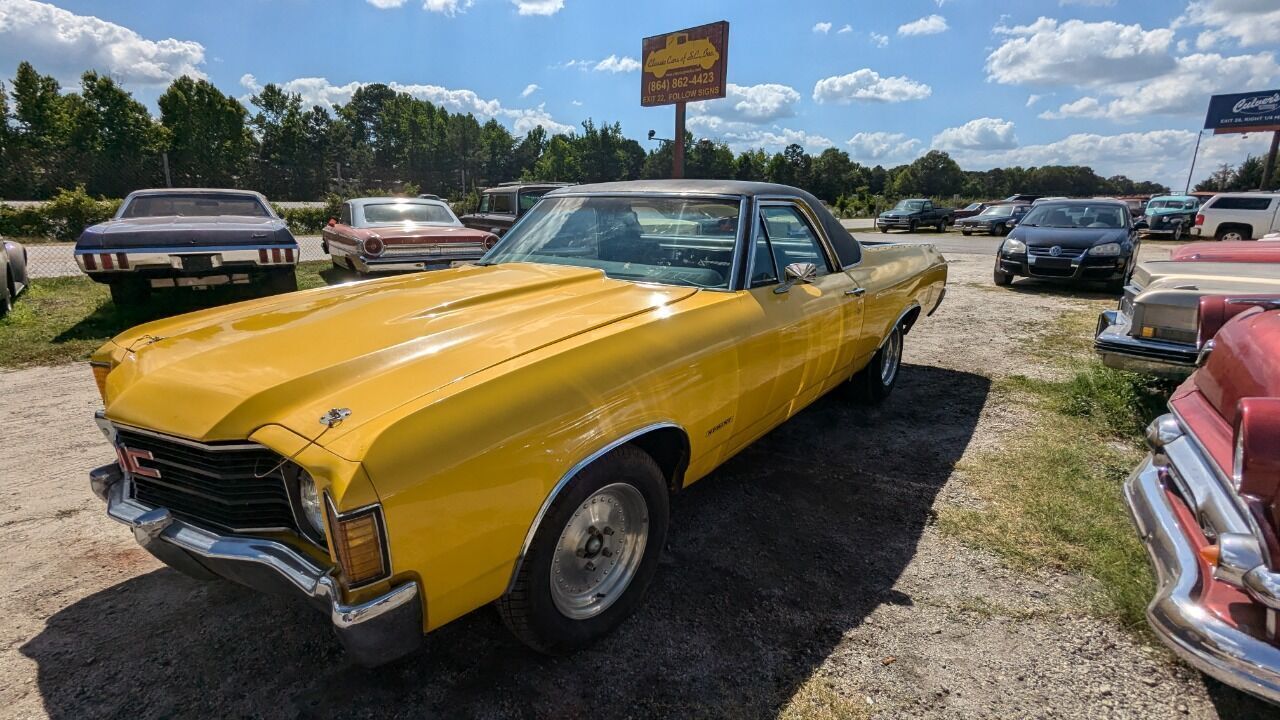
[1191,192,1280,241]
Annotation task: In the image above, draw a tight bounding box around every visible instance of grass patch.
[940,308,1179,629]
[0,261,336,368]
[779,674,869,720]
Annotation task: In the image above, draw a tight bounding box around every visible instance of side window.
[760,205,831,276]
[339,203,352,225]
[923,201,933,211]
[478,194,491,213]
[491,192,515,214]
[1210,196,1273,211]
[749,218,779,287]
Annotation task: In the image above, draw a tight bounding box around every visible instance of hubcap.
[1223,231,1244,242]
[550,483,649,620]
[880,329,902,386]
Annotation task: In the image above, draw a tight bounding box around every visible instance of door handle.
[845,287,866,297]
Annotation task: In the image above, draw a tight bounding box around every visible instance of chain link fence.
[19,236,328,280]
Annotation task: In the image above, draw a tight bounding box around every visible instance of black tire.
[0,271,12,318]
[878,226,889,234]
[993,223,1007,236]
[498,444,670,655]
[109,278,150,305]
[845,323,904,404]
[1171,223,1184,242]
[265,269,298,294]
[993,259,1014,286]
[1216,225,1250,242]
[908,220,918,234]
[936,220,946,233]
[961,229,972,236]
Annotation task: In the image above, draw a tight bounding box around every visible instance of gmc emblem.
[117,446,162,479]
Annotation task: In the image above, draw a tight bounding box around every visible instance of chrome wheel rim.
[550,482,649,620]
[880,329,902,386]
[1222,231,1244,242]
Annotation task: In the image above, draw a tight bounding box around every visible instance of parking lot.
[0,230,1269,720]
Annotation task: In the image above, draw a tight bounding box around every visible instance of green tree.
[734,149,768,181]
[685,138,735,179]
[809,148,864,203]
[158,76,254,187]
[891,150,964,197]
[71,72,163,197]
[8,62,74,197]
[512,126,547,179]
[531,134,581,181]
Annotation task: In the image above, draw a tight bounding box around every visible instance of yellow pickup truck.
[87,180,947,665]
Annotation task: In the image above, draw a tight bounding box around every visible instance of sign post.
[641,21,729,180]
[1201,89,1280,191]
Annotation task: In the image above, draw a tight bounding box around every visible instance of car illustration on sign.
[645,33,719,78]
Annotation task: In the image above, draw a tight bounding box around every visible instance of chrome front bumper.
[91,463,423,666]
[1124,415,1280,704]
[1094,309,1198,374]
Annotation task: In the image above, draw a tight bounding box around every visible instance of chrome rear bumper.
[1124,415,1280,705]
[91,463,423,666]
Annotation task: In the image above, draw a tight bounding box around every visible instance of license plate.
[180,254,215,272]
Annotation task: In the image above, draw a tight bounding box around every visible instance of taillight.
[363,236,384,256]
[1195,213,1204,226]
[1232,398,1280,494]
[484,234,499,249]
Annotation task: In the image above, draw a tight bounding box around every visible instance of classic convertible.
[85,180,946,665]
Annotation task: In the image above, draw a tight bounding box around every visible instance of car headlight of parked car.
[1089,242,1123,256]
[297,470,326,538]
[1003,238,1026,254]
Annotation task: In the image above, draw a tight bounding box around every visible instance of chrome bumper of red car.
[1124,413,1280,705]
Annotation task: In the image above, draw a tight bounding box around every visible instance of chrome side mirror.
[775,262,818,294]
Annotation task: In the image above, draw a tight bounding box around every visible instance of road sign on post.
[642,21,729,179]
[1202,89,1280,190]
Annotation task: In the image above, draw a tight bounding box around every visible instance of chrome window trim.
[755,195,845,273]
[504,421,685,595]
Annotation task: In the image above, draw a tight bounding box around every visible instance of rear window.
[490,192,515,214]
[1209,196,1274,211]
[121,193,270,218]
[361,202,458,226]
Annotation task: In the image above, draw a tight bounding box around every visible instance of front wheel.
[845,323,903,404]
[993,223,1007,236]
[878,226,889,234]
[993,260,1014,287]
[908,220,918,234]
[498,444,669,654]
[1172,224,1184,242]
[961,229,972,236]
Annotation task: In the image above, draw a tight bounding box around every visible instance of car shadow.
[22,363,987,719]
[52,284,299,343]
[1203,676,1277,719]
[1001,278,1121,300]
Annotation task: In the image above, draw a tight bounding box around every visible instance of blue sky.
[1,0,1279,189]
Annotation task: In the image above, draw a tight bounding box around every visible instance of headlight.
[1003,238,1026,254]
[298,471,326,538]
[1089,242,1122,256]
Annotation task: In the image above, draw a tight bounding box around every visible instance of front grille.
[116,427,299,534]
[1028,246,1084,258]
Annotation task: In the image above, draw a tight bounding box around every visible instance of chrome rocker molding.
[91,462,423,667]
[504,421,685,594]
[1094,309,1198,374]
[1124,413,1280,704]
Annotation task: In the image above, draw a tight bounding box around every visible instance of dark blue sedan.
[993,199,1146,292]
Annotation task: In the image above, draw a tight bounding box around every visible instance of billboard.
[1204,89,1280,134]
[641,21,729,107]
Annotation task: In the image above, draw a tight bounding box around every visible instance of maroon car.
[1125,296,1280,704]
[1170,241,1280,264]
[323,197,498,274]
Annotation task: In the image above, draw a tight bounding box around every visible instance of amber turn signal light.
[90,361,112,399]
[327,502,389,588]
[1199,544,1220,567]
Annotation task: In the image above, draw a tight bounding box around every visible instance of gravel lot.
[0,236,1273,719]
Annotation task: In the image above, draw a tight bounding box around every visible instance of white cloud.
[838,24,852,34]
[845,131,923,164]
[813,21,832,34]
[1026,93,1044,107]
[1177,0,1280,49]
[512,0,564,16]
[593,54,640,73]
[1038,52,1280,121]
[813,69,931,103]
[238,75,573,134]
[950,129,1272,190]
[898,14,949,36]
[687,115,833,153]
[571,99,583,106]
[689,82,800,124]
[0,0,205,86]
[870,32,889,48]
[986,18,1175,86]
[521,83,539,98]
[1059,0,1116,5]
[931,117,1018,151]
[366,0,408,7]
[423,0,473,15]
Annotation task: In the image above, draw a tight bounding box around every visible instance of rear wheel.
[265,269,298,294]
[0,270,12,317]
[498,444,669,654]
[846,324,903,404]
[109,278,150,305]
[1216,226,1249,242]
[961,229,972,236]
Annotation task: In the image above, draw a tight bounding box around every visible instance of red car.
[323,197,498,274]
[1170,241,1280,263]
[1125,296,1280,704]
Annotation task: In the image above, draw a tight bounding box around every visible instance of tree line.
[1,61,1168,209]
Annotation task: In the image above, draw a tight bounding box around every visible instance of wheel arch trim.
[881,302,922,348]
[503,420,686,595]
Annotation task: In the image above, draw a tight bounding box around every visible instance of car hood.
[1171,241,1280,263]
[961,215,1011,224]
[1011,225,1127,250]
[880,209,921,217]
[77,216,294,249]
[100,263,698,446]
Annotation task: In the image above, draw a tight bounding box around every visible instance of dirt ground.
[0,239,1274,719]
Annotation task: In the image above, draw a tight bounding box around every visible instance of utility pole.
[672,102,686,179]
[1263,131,1280,191]
[162,152,172,188]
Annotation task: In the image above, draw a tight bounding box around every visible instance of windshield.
[978,205,1019,217]
[963,202,982,211]
[518,189,551,212]
[361,202,459,226]
[120,193,270,218]
[483,195,740,289]
[1020,203,1127,229]
[1147,199,1194,211]
[892,200,924,212]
